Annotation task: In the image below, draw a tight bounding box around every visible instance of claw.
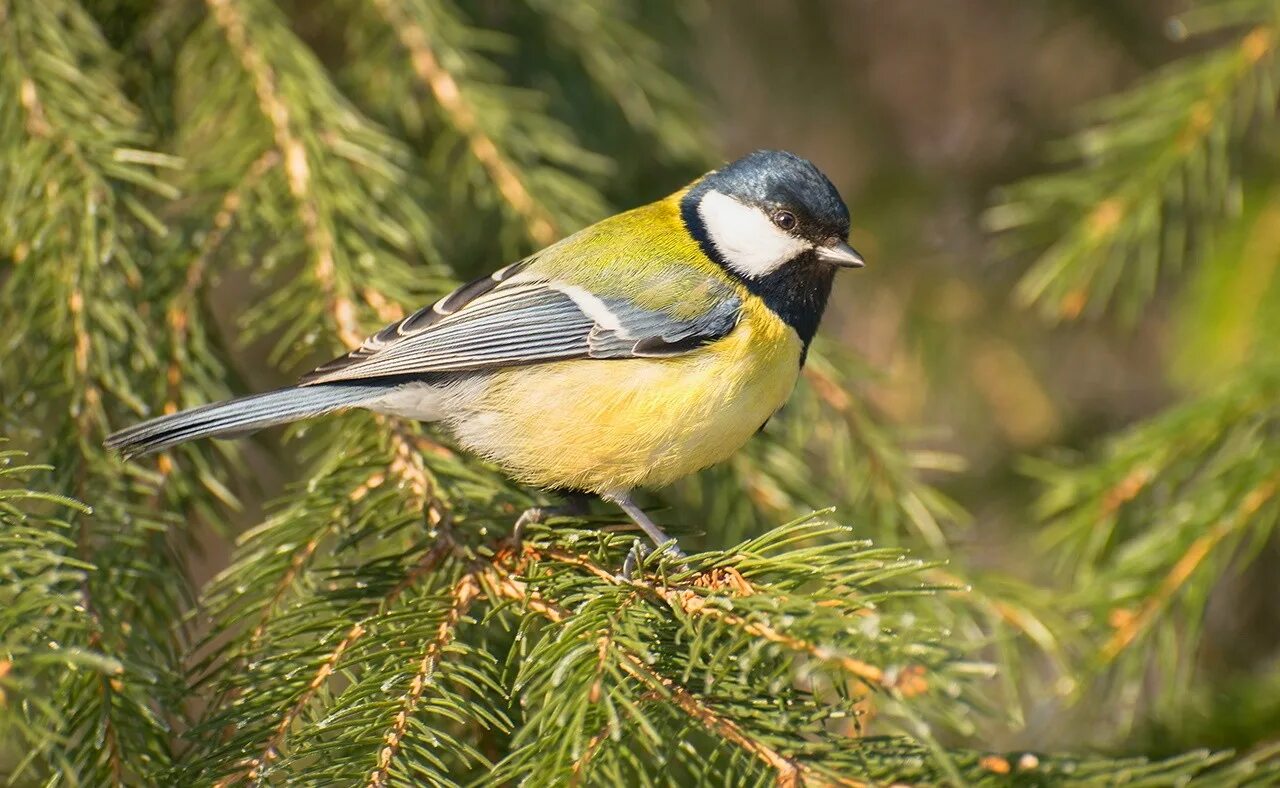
[617,539,650,581]
[511,506,545,546]
[511,495,591,546]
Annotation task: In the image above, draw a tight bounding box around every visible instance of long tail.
[104,384,387,457]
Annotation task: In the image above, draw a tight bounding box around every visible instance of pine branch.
[368,0,559,247]
[193,534,458,785]
[987,0,1280,321]
[339,0,613,260]
[1023,365,1280,726]
[367,569,481,787]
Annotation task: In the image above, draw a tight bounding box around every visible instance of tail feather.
[104,385,385,457]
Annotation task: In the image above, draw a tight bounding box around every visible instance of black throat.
[680,192,835,362]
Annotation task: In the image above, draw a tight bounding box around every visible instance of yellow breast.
[448,299,802,493]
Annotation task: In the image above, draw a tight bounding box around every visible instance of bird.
[106,149,864,557]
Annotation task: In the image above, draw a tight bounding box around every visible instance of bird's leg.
[602,490,687,559]
[512,492,591,545]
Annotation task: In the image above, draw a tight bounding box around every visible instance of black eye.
[772,210,797,231]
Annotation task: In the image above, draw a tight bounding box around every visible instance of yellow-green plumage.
[448,191,803,493]
[527,188,735,319]
[456,301,799,493]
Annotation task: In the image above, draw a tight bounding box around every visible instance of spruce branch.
[368,0,560,247]
[478,547,812,786]
[8,2,1280,783]
[988,0,1280,321]
[535,546,910,696]
[1100,471,1279,663]
[0,444,101,782]
[339,0,614,259]
[523,0,707,161]
[192,0,452,520]
[152,149,281,489]
[204,0,364,349]
[160,149,279,427]
[366,568,481,787]
[196,533,459,786]
[1,2,198,782]
[1023,366,1280,726]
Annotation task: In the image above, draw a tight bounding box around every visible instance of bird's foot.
[511,494,591,546]
[616,538,691,580]
[510,506,547,547]
[617,539,649,581]
[602,490,687,553]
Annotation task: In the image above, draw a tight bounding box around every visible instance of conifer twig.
[1101,472,1280,661]
[991,14,1280,320]
[368,0,559,246]
[613,648,807,787]
[568,721,616,785]
[162,151,279,416]
[23,45,125,773]
[478,556,853,787]
[367,569,481,787]
[215,540,457,786]
[244,468,387,650]
[537,546,913,694]
[204,0,360,348]
[157,150,280,477]
[208,0,448,520]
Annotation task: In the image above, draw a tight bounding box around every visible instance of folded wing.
[300,263,742,386]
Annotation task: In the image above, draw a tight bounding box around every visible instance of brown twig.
[367,569,481,787]
[198,12,464,778]
[538,547,912,695]
[215,540,457,787]
[568,722,614,786]
[245,469,386,651]
[207,0,450,519]
[157,150,280,477]
[17,77,52,138]
[478,558,860,787]
[1056,24,1278,317]
[205,0,361,348]
[614,647,806,787]
[10,28,129,783]
[369,0,558,246]
[162,152,279,413]
[1102,473,1280,661]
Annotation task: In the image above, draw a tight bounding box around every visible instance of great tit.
[106,149,864,553]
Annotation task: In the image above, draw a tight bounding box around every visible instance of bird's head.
[681,150,863,280]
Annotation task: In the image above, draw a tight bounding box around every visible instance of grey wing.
[299,267,742,386]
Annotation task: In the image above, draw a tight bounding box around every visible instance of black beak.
[815,240,865,268]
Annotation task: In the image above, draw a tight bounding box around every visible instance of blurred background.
[5,0,1280,778]
[698,0,1280,754]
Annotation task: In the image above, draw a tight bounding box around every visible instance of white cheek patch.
[697,190,809,278]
